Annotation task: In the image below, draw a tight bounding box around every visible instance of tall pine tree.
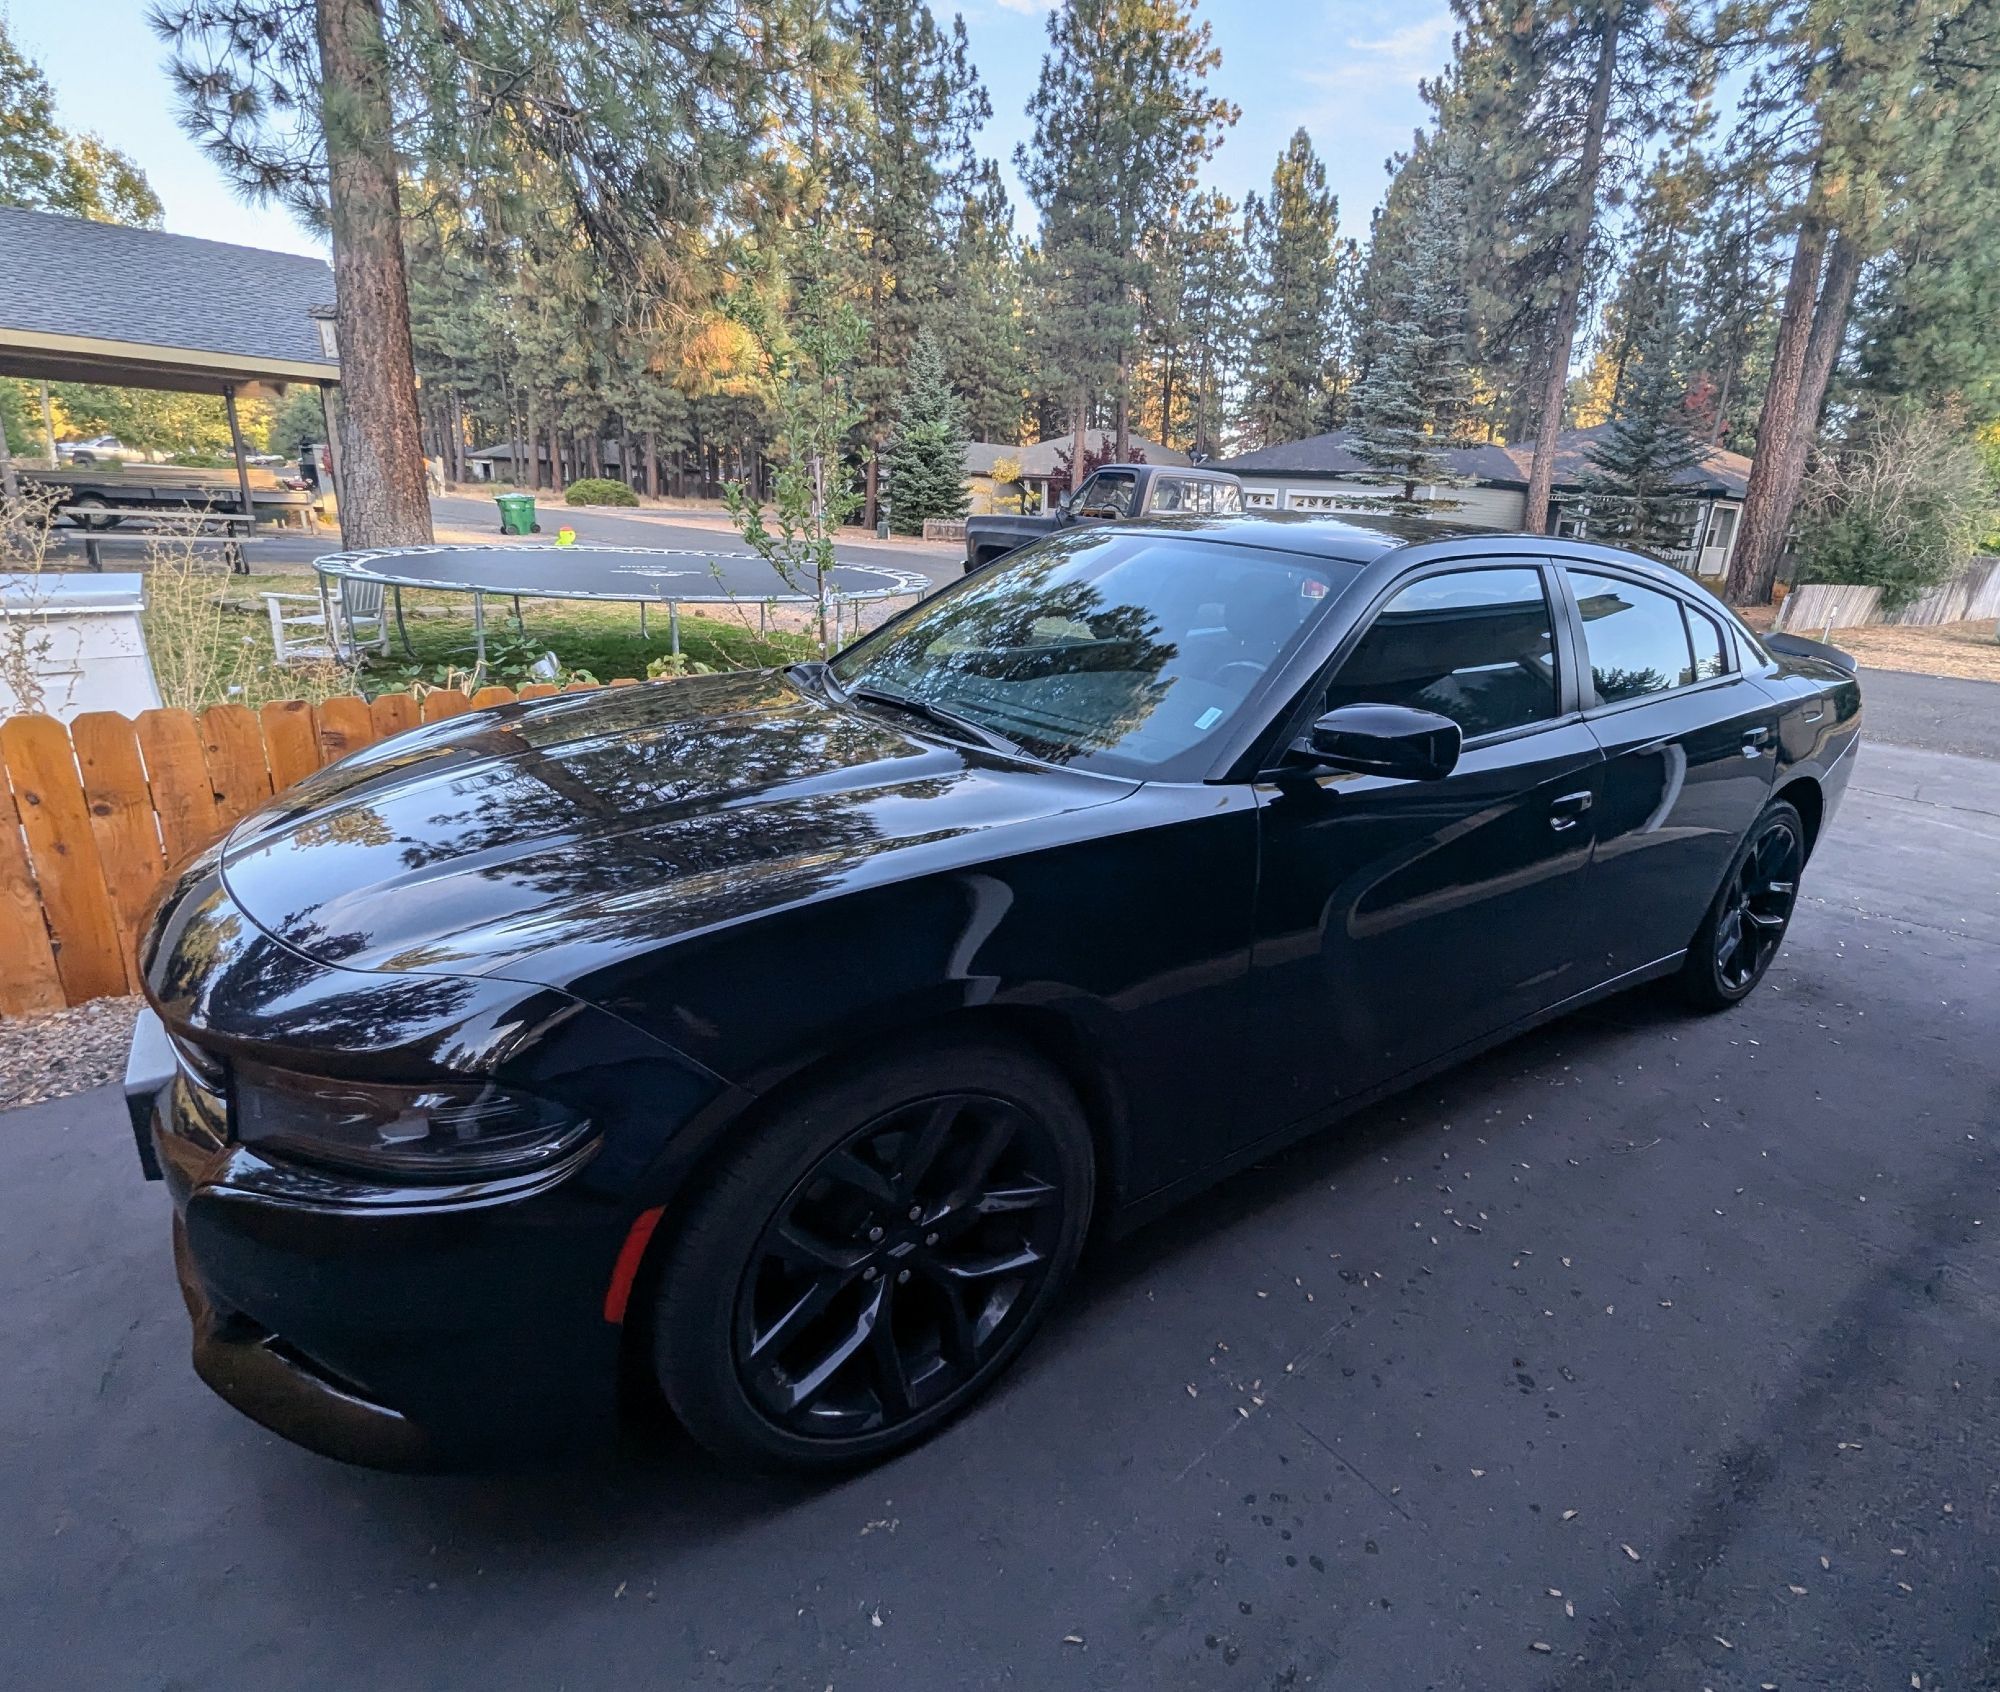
[882,328,970,532]
[1582,267,1704,555]
[1349,150,1473,505]
[1240,129,1342,451]
[1018,0,1235,466]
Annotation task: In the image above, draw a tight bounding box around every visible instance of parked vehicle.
[59,435,145,466]
[127,516,1860,1473]
[964,462,1244,573]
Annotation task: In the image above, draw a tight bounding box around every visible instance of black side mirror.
[1292,703,1462,782]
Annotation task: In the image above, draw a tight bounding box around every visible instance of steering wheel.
[1214,660,1268,690]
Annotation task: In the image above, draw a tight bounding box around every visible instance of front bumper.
[131,1019,631,1470]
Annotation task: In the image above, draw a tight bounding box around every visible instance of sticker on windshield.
[1301,579,1328,599]
[1195,706,1224,731]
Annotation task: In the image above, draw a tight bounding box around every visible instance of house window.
[1244,488,1278,510]
[1706,504,1738,552]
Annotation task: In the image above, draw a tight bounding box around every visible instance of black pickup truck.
[964,463,1245,573]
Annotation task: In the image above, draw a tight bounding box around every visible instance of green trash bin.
[495,492,538,536]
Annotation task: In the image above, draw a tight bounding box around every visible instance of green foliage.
[564,477,639,507]
[1240,129,1343,450]
[646,652,717,679]
[1796,403,2000,611]
[723,229,865,653]
[1018,0,1237,438]
[1349,150,1473,505]
[0,19,161,225]
[882,329,970,533]
[1583,268,1705,556]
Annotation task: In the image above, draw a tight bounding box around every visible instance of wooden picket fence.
[0,679,635,1018]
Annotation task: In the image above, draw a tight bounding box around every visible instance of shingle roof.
[1220,425,1751,497]
[0,207,337,377]
[1497,424,1753,498]
[1219,430,1523,484]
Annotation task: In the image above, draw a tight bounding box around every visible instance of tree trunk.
[1747,228,1861,600]
[1069,390,1089,493]
[1726,216,1844,606]
[644,430,659,498]
[0,404,18,499]
[1522,1,1622,536]
[449,390,468,485]
[864,457,880,533]
[316,0,433,549]
[1114,347,1131,462]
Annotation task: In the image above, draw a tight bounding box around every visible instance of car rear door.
[1560,565,1779,977]
[1245,561,1605,1133]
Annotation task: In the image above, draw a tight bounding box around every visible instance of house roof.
[0,207,339,394]
[1497,424,1753,499]
[1220,425,1751,498]
[962,441,1019,478]
[1011,430,1193,478]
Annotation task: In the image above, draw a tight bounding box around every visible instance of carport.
[0,205,342,519]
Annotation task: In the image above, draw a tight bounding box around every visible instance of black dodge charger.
[128,515,1861,1471]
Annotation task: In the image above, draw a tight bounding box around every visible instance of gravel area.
[0,996,141,1113]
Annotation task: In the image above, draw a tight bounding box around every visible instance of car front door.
[1245,562,1605,1135]
[1561,566,1779,977]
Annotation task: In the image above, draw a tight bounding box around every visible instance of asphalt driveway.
[3,695,1996,1690]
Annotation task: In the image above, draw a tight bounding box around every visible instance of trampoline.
[311,542,937,665]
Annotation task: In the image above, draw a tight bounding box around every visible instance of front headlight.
[233,1061,593,1180]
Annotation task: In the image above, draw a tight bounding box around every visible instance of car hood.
[218,670,1134,983]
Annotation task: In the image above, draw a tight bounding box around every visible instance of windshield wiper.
[848,683,1027,758]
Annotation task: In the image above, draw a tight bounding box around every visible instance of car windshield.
[828,530,1346,779]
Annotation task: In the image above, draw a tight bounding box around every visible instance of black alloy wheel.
[737,1093,1066,1438]
[653,1041,1094,1470]
[1681,799,1805,1010]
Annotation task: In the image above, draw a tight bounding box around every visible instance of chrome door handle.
[1742,726,1771,757]
[1549,790,1593,832]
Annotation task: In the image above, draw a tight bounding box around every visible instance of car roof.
[1094,462,1240,481]
[1111,509,1506,564]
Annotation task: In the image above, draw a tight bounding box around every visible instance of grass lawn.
[219,574,814,701]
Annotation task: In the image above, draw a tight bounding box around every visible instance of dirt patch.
[1813,618,2000,683]
[0,996,141,1113]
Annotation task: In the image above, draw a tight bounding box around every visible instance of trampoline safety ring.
[312,542,935,666]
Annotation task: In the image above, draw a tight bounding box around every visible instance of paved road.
[3,738,1998,1688]
[42,493,964,594]
[1858,665,2000,762]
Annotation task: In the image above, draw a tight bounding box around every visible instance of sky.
[7,0,1453,258]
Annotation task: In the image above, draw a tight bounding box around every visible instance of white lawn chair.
[263,577,389,664]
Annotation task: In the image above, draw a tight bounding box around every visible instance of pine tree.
[1240,129,1341,450]
[151,0,779,548]
[937,171,1031,444]
[1018,0,1236,463]
[838,0,995,527]
[1725,0,2000,604]
[1582,269,1704,556]
[1348,151,1473,505]
[882,328,970,533]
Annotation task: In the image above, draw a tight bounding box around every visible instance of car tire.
[651,1037,1095,1472]
[68,496,118,531]
[1678,798,1807,1012]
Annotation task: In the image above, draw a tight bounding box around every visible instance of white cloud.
[985,0,1049,14]
[1293,9,1453,96]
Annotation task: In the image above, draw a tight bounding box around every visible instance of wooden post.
[318,382,345,516]
[223,383,255,519]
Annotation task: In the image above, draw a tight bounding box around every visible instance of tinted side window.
[1569,571,1696,703]
[1325,568,1558,739]
[1151,478,1194,513]
[1687,606,1729,680]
